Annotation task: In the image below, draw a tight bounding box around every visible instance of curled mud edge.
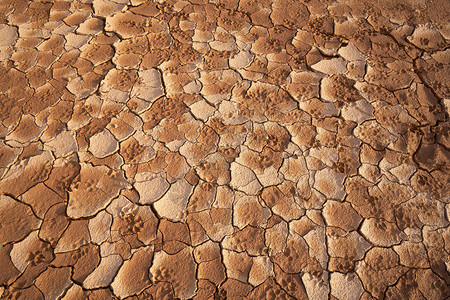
[0,0,449,299]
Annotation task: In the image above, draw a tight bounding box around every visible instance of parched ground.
[0,0,449,299]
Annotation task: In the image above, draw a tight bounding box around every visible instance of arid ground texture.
[0,0,449,299]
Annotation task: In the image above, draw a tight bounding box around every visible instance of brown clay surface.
[0,0,449,299]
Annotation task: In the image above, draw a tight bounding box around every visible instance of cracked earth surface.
[0,0,449,299]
